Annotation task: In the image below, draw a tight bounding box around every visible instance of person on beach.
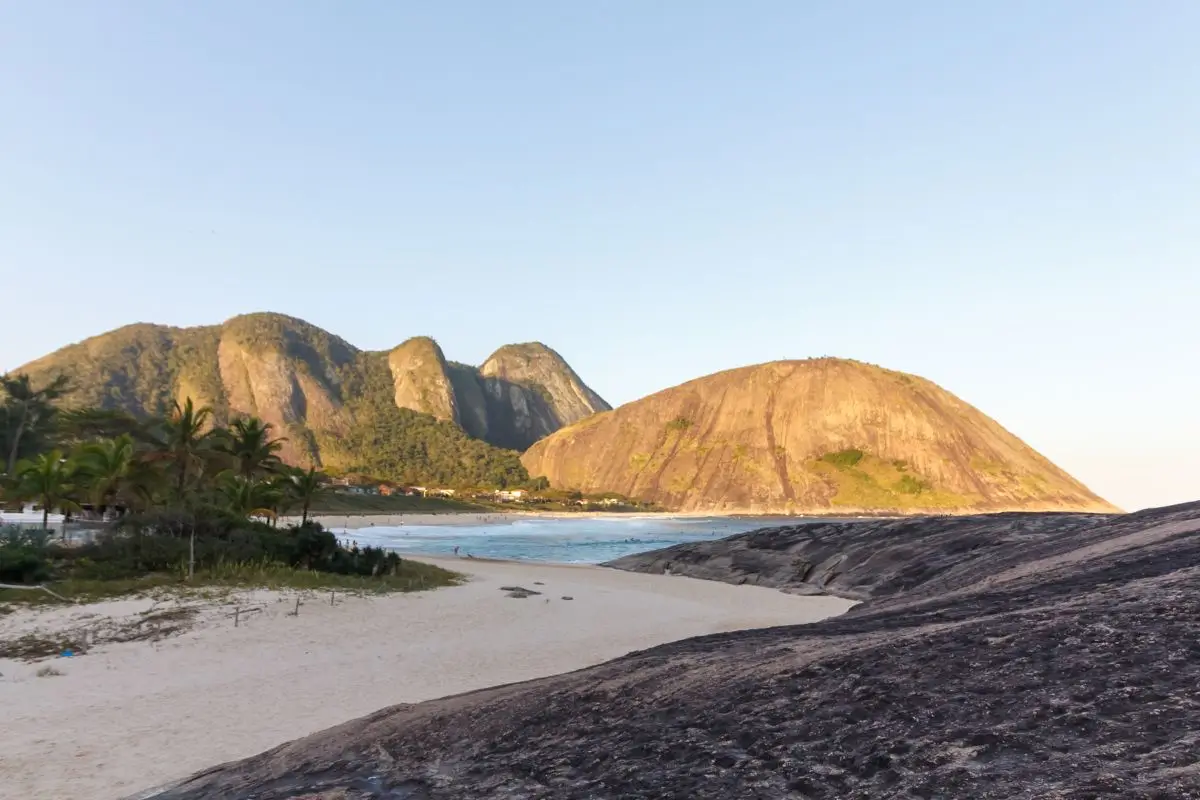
[453,545,460,556]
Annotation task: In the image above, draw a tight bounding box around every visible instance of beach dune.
[0,557,853,800]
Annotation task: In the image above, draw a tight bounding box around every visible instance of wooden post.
[330,591,335,606]
[234,607,241,627]
[0,583,76,603]
[295,597,301,616]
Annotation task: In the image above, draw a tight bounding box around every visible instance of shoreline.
[291,510,716,530]
[287,505,1123,532]
[290,509,881,530]
[0,557,854,799]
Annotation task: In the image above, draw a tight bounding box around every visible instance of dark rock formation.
[606,511,1116,600]
[500,585,542,598]
[144,502,1200,799]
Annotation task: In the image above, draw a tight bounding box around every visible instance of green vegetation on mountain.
[522,358,1119,515]
[11,313,609,488]
[330,353,529,488]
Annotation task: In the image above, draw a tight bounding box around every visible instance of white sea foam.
[335,515,809,563]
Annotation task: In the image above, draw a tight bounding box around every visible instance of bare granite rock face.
[145,501,1200,799]
[522,358,1119,515]
[387,337,460,424]
[467,342,611,451]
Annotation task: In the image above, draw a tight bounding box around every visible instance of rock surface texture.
[146,501,1200,799]
[386,337,460,424]
[607,511,1114,599]
[474,342,612,450]
[522,358,1117,514]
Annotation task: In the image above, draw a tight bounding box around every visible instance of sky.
[1,1,1196,511]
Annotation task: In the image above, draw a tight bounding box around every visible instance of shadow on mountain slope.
[148,502,1200,799]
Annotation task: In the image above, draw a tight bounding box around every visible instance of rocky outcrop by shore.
[147,500,1200,799]
[606,511,1117,600]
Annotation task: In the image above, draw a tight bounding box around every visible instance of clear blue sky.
[1,1,1196,511]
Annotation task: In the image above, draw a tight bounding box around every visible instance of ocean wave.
[331,517,774,564]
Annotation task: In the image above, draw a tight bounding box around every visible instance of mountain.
[148,501,1200,798]
[522,358,1117,514]
[12,313,609,484]
[380,336,610,450]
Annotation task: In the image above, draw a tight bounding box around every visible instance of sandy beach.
[0,558,854,800]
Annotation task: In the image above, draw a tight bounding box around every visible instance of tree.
[74,434,161,513]
[220,416,286,479]
[152,398,217,500]
[56,407,155,448]
[215,473,277,520]
[2,373,71,474]
[14,450,80,529]
[284,467,324,525]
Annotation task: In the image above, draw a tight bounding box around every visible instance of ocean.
[333,515,816,564]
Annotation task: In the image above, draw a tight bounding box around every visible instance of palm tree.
[74,434,162,514]
[152,398,216,500]
[57,407,155,448]
[215,473,277,520]
[2,373,70,474]
[14,450,80,529]
[285,467,324,525]
[221,417,286,479]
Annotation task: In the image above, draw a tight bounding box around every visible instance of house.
[496,489,527,502]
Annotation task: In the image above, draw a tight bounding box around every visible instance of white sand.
[0,559,854,800]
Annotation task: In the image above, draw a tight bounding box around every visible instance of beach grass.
[0,559,462,606]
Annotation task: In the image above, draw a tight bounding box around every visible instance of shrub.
[0,547,52,584]
[822,449,865,468]
[62,516,406,580]
[0,527,53,584]
[665,417,693,433]
[895,475,930,495]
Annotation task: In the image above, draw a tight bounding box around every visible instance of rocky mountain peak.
[522,357,1117,514]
